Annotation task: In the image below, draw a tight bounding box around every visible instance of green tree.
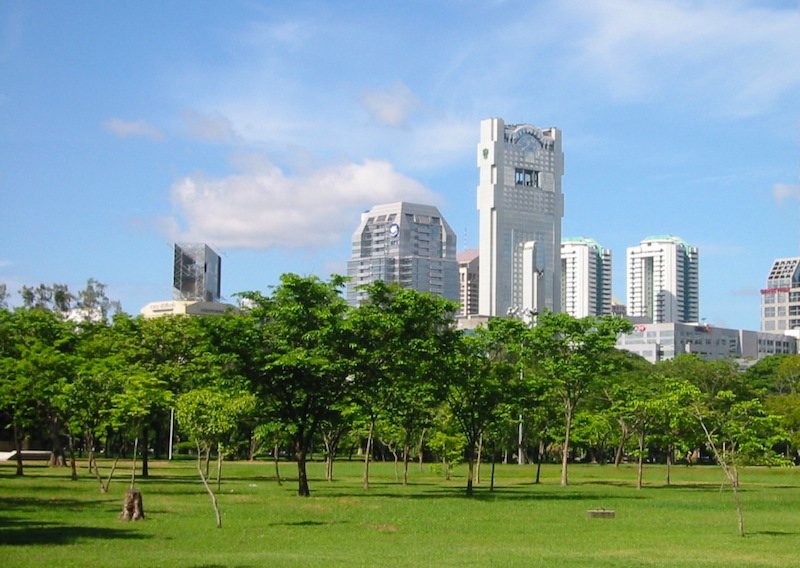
[348,282,459,488]
[239,274,351,497]
[176,387,255,528]
[527,312,631,486]
[446,318,524,495]
[693,389,787,537]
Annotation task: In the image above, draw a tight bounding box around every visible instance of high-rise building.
[173,243,222,302]
[346,202,459,306]
[561,237,612,318]
[477,118,564,317]
[761,257,800,332]
[457,249,480,317]
[626,235,699,324]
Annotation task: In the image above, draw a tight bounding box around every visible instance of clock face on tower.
[388,223,399,237]
[517,132,537,151]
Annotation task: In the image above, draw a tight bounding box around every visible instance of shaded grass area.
[2,460,800,567]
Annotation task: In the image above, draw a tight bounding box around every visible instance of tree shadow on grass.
[268,520,349,527]
[322,486,646,502]
[752,530,800,537]
[0,519,150,546]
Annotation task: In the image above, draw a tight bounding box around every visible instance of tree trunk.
[417,428,426,472]
[490,456,496,491]
[614,420,629,467]
[48,415,66,467]
[402,443,411,486]
[636,429,645,489]
[13,422,24,476]
[141,425,149,479]
[216,442,223,493]
[363,419,374,490]
[561,400,573,487]
[273,443,282,485]
[130,437,138,489]
[475,435,483,485]
[294,438,311,497]
[535,438,544,484]
[466,458,475,496]
[196,443,221,528]
[68,433,78,481]
[666,444,672,486]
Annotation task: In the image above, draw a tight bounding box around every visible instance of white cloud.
[103,118,164,140]
[560,0,800,114]
[361,83,420,127]
[773,182,800,201]
[181,109,239,143]
[166,157,439,249]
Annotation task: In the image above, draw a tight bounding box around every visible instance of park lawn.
[2,459,800,567]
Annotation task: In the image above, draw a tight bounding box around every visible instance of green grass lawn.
[2,458,800,567]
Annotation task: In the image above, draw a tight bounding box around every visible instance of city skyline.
[2,1,800,332]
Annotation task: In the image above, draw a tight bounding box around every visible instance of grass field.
[2,458,800,567]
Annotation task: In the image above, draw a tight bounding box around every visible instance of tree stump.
[120,488,145,521]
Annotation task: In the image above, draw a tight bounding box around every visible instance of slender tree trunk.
[68,433,78,481]
[141,425,149,479]
[636,429,645,489]
[466,458,475,496]
[561,400,573,487]
[13,422,24,476]
[130,437,138,489]
[697,415,746,537]
[475,435,483,485]
[273,443,282,485]
[666,444,673,486]
[417,428,426,472]
[402,443,411,486]
[490,455,496,491]
[363,419,374,490]
[197,442,222,528]
[48,416,66,467]
[535,438,544,484]
[216,442,223,493]
[614,420,629,467]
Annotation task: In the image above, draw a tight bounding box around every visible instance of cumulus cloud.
[773,183,800,202]
[182,109,239,143]
[166,158,438,249]
[361,83,420,127]
[103,118,164,140]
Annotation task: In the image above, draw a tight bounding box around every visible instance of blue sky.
[1,0,799,331]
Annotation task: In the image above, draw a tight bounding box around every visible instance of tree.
[446,318,524,495]
[527,312,631,486]
[692,389,787,537]
[176,387,255,528]
[348,282,459,488]
[239,274,351,497]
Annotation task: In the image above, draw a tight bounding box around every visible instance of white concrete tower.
[626,235,699,324]
[561,237,612,318]
[477,118,564,317]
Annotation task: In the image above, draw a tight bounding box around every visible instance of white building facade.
[561,237,612,318]
[346,202,459,306]
[626,235,699,324]
[616,322,796,364]
[457,249,480,317]
[477,118,564,317]
[761,257,800,332]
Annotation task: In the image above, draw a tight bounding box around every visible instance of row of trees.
[1,275,797,509]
